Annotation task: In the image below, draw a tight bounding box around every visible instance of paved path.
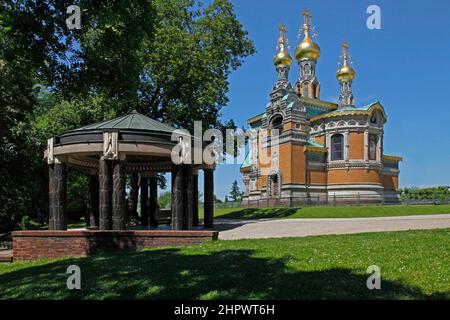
[217,214,450,240]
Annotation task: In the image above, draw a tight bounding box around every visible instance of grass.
[0,228,449,299]
[199,204,450,220]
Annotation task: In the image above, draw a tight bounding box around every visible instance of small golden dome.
[295,35,320,61]
[274,25,292,67]
[295,10,320,61]
[336,41,355,81]
[336,62,355,81]
[274,40,293,67]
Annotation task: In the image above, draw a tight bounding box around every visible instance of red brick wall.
[12,230,218,261]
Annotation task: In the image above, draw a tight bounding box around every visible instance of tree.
[229,180,243,202]
[158,192,172,209]
[0,0,78,231]
[0,0,254,231]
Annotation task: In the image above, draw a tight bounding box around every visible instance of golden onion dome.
[295,10,320,61]
[336,62,355,81]
[273,25,292,67]
[274,39,293,67]
[336,42,355,81]
[295,35,320,61]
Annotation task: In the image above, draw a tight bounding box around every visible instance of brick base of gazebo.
[12,230,218,261]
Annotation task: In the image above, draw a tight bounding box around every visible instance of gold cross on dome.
[342,41,349,50]
[279,24,287,34]
[302,9,311,24]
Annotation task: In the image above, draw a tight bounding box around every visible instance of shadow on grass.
[1,248,447,300]
[218,208,297,219]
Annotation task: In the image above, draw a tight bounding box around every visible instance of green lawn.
[200,204,450,219]
[1,229,449,299]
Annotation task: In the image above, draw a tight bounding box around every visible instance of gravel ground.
[217,214,450,240]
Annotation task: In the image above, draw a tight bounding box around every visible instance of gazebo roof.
[67,110,177,134]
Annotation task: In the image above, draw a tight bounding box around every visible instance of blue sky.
[175,0,450,200]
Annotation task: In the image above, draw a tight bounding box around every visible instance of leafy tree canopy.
[0,0,255,231]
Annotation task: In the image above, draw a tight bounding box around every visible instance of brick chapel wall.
[309,170,327,185]
[327,169,382,185]
[290,144,306,184]
[348,131,365,160]
[382,175,399,191]
[314,135,325,146]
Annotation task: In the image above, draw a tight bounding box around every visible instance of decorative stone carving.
[47,138,55,164]
[171,164,184,230]
[99,159,112,230]
[250,178,257,191]
[103,131,119,160]
[112,161,127,230]
[271,152,279,171]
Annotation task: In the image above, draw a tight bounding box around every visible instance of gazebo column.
[183,165,193,229]
[99,159,112,230]
[203,168,214,229]
[192,170,199,227]
[49,162,67,230]
[140,176,149,226]
[89,174,99,228]
[112,160,127,230]
[171,164,184,230]
[149,176,158,226]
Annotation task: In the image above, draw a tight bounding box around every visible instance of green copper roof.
[241,151,252,169]
[334,101,381,112]
[247,112,266,125]
[306,140,324,148]
[69,110,177,133]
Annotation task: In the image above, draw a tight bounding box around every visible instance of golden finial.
[274,23,292,67]
[342,41,350,64]
[301,9,311,36]
[295,9,320,61]
[336,41,355,81]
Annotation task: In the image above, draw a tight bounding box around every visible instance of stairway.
[0,241,13,263]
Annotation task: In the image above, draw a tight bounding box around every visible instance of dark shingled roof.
[68,110,177,134]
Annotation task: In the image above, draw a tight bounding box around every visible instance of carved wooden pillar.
[89,174,99,228]
[49,162,67,230]
[171,164,184,230]
[183,165,193,230]
[192,171,199,227]
[140,177,149,226]
[203,168,214,229]
[99,159,112,230]
[149,176,158,226]
[112,160,127,230]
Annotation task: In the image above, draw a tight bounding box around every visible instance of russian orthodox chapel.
[240,10,402,206]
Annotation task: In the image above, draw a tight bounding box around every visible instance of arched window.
[331,134,344,161]
[368,134,378,160]
[304,63,311,75]
[302,83,309,97]
[271,115,283,132]
[370,114,377,124]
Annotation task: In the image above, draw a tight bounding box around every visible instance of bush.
[18,215,44,230]
[400,186,450,201]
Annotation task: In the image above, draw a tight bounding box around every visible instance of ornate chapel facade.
[240,10,402,206]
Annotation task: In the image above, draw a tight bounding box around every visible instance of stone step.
[0,250,13,263]
[0,241,13,250]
